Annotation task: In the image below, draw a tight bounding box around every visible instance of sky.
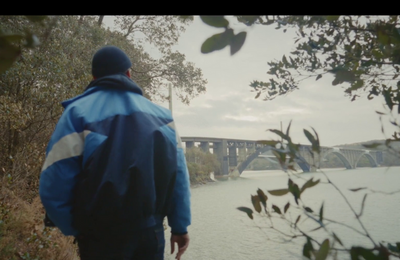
[104,16,398,147]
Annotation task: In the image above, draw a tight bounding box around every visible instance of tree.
[185,147,220,184]
[196,16,400,114]
[103,16,206,105]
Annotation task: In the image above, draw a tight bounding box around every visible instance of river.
[163,166,400,260]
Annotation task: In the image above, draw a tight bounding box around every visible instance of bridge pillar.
[200,142,210,153]
[228,146,238,167]
[246,142,256,154]
[214,140,228,175]
[238,146,246,164]
[186,141,194,150]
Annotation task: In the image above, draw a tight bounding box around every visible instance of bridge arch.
[321,150,352,169]
[237,146,311,174]
[354,152,378,168]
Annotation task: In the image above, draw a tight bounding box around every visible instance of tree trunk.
[98,15,104,27]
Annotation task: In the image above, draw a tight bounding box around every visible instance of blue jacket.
[39,74,191,237]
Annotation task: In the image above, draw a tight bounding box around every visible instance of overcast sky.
[104,16,398,147]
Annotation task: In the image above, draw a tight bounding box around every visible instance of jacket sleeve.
[167,122,191,234]
[39,106,85,236]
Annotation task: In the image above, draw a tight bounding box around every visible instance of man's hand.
[170,233,190,260]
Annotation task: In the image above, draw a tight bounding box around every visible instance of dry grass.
[0,185,79,260]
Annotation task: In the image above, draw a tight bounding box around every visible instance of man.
[39,45,191,260]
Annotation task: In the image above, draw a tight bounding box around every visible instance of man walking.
[39,45,191,259]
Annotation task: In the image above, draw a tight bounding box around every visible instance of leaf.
[230,31,247,55]
[304,207,313,213]
[319,202,324,222]
[382,89,394,110]
[284,202,290,213]
[315,239,330,260]
[237,207,254,219]
[268,189,289,196]
[201,29,233,54]
[272,204,282,214]
[200,16,229,28]
[269,129,290,141]
[286,120,292,136]
[326,16,340,21]
[295,215,301,227]
[0,40,21,74]
[300,178,320,194]
[349,187,367,192]
[316,74,322,80]
[304,129,316,145]
[25,15,47,23]
[358,194,368,217]
[303,237,314,259]
[332,232,343,246]
[0,33,24,43]
[256,188,268,209]
[251,195,262,213]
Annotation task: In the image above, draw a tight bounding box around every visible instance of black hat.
[91,45,132,78]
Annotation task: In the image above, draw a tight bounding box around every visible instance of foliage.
[184,147,220,184]
[0,15,207,259]
[237,122,400,260]
[193,15,400,117]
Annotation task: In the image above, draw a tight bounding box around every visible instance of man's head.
[91,45,132,79]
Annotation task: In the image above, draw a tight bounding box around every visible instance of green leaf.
[316,74,322,80]
[304,207,313,213]
[300,178,320,194]
[350,246,378,260]
[382,89,394,110]
[251,195,262,213]
[284,202,290,213]
[288,179,301,205]
[319,202,324,222]
[200,16,229,28]
[349,187,367,192]
[332,232,343,246]
[326,16,340,21]
[0,33,24,43]
[303,237,314,259]
[201,29,233,54]
[256,188,268,209]
[269,129,290,141]
[268,189,289,196]
[272,204,282,214]
[237,207,254,219]
[295,215,301,227]
[315,239,330,260]
[304,129,316,145]
[286,120,292,136]
[230,31,247,55]
[0,40,21,74]
[25,15,47,23]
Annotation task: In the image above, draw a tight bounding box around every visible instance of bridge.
[181,137,384,176]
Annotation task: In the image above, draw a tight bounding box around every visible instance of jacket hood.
[62,74,143,108]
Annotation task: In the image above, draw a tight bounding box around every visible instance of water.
[163,166,400,260]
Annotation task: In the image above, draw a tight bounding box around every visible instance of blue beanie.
[91,45,132,78]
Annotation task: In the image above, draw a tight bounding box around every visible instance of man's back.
[39,46,191,259]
